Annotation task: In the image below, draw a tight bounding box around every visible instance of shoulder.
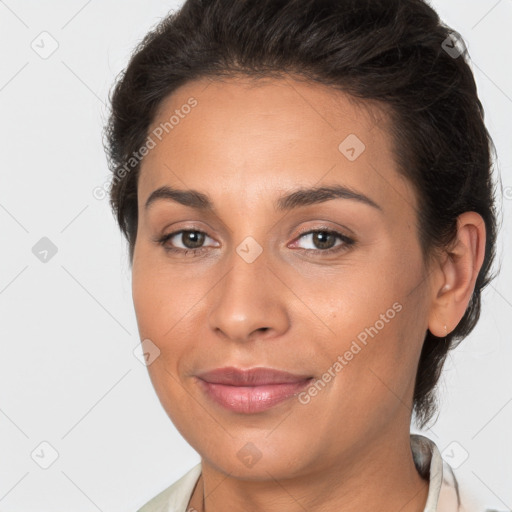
[137,463,202,512]
[411,434,505,512]
[437,459,482,512]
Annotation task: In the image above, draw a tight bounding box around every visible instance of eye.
[156,229,219,256]
[289,229,355,255]
[155,227,355,257]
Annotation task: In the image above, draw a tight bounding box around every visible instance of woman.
[104,0,499,510]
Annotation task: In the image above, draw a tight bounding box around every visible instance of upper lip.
[196,367,313,386]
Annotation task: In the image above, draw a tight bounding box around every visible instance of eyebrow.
[144,184,382,212]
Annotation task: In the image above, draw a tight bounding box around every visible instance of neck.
[188,429,429,512]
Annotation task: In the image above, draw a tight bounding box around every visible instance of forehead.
[138,75,416,219]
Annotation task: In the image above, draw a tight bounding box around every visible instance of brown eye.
[178,230,206,249]
[310,231,337,250]
[156,229,219,256]
[293,229,354,253]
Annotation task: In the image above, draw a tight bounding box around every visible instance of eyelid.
[291,221,355,239]
[157,228,220,247]
[289,223,353,242]
[288,226,354,251]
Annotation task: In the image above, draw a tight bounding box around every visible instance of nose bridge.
[207,236,289,341]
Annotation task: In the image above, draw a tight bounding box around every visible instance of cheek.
[131,264,161,339]
[309,254,427,402]
[131,254,212,380]
[131,261,199,428]
[131,253,199,337]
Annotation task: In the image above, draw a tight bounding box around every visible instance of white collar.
[411,434,458,511]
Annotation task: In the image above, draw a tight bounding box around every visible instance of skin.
[131,75,486,512]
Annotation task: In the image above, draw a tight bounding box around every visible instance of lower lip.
[197,378,312,414]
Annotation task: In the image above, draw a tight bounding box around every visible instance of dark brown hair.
[104,0,498,427]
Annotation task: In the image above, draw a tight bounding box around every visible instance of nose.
[207,249,290,343]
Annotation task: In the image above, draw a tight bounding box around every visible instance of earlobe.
[428,212,486,338]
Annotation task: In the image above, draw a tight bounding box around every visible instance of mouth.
[195,367,314,414]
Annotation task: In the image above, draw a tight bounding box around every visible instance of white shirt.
[137,434,492,512]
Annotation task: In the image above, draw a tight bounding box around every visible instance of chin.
[204,447,310,481]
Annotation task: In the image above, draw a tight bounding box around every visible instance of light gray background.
[0,1,510,510]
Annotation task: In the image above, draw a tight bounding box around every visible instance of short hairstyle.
[104,0,498,427]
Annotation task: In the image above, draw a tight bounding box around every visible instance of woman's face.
[132,76,434,479]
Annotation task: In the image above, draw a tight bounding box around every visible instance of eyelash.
[155,227,355,257]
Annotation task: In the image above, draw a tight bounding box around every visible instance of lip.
[195,367,313,414]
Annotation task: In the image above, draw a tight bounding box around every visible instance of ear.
[428,212,487,337]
